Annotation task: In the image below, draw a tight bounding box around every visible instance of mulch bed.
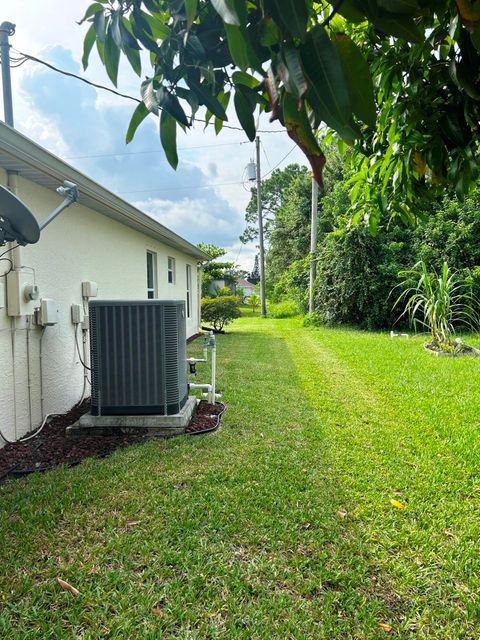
[0,400,225,483]
[186,401,226,434]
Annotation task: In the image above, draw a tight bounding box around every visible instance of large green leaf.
[130,9,158,50]
[124,46,141,76]
[332,34,376,128]
[176,87,199,119]
[158,88,190,127]
[258,17,281,47]
[210,0,240,25]
[377,0,421,14]
[119,18,141,51]
[232,71,259,89]
[265,0,309,41]
[234,87,256,141]
[93,11,106,43]
[104,27,120,86]
[160,110,178,170]
[78,2,105,25]
[187,78,228,120]
[120,18,141,76]
[126,102,150,143]
[82,23,96,70]
[336,0,366,22]
[225,23,261,71]
[300,26,352,130]
[184,0,198,27]
[215,91,231,134]
[110,10,122,47]
[374,16,423,42]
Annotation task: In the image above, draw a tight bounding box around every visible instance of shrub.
[272,257,310,311]
[303,312,323,327]
[249,293,260,313]
[201,296,241,331]
[268,300,300,319]
[314,226,414,329]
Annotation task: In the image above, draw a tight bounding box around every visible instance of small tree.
[201,296,241,332]
[249,293,260,314]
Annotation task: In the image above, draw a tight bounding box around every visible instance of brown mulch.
[0,400,225,482]
[186,401,225,434]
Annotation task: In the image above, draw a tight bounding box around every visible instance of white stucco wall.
[0,174,201,443]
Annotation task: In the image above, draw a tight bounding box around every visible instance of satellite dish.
[0,185,40,246]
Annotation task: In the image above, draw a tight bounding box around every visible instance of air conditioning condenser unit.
[89,300,188,416]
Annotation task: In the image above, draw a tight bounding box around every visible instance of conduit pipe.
[7,170,21,442]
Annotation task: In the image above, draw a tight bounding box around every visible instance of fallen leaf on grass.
[151,607,164,617]
[442,528,454,537]
[56,577,79,597]
[377,622,393,632]
[390,499,406,509]
[126,520,141,527]
[337,510,347,518]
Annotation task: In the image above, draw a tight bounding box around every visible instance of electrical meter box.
[6,269,40,316]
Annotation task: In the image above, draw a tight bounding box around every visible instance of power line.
[260,139,272,171]
[63,140,246,161]
[118,179,244,195]
[10,48,287,135]
[262,144,297,178]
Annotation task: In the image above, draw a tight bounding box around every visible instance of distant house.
[236,278,256,300]
[0,122,209,444]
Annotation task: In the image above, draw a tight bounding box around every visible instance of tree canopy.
[81,1,480,229]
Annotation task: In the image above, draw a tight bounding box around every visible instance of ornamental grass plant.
[394,261,479,353]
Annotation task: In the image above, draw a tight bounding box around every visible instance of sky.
[0,1,307,272]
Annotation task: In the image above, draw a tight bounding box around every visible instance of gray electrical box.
[89,300,187,416]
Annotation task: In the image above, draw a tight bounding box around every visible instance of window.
[186,264,192,318]
[146,251,157,299]
[167,256,175,284]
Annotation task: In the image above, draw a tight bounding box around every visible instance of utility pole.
[255,136,267,317]
[308,177,319,315]
[0,22,15,127]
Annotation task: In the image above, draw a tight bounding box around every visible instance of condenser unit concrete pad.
[67,396,197,437]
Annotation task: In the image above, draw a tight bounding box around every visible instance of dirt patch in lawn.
[0,400,225,482]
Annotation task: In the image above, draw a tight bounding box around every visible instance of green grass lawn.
[1,317,480,638]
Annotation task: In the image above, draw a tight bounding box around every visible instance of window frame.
[186,263,192,318]
[146,250,157,299]
[167,256,176,285]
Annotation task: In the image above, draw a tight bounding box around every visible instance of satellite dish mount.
[0,180,78,247]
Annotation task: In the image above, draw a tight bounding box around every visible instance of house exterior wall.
[0,174,200,443]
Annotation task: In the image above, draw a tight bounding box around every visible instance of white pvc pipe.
[189,383,213,403]
[211,343,216,404]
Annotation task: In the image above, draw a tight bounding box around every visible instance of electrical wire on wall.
[0,243,18,277]
[74,323,91,407]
